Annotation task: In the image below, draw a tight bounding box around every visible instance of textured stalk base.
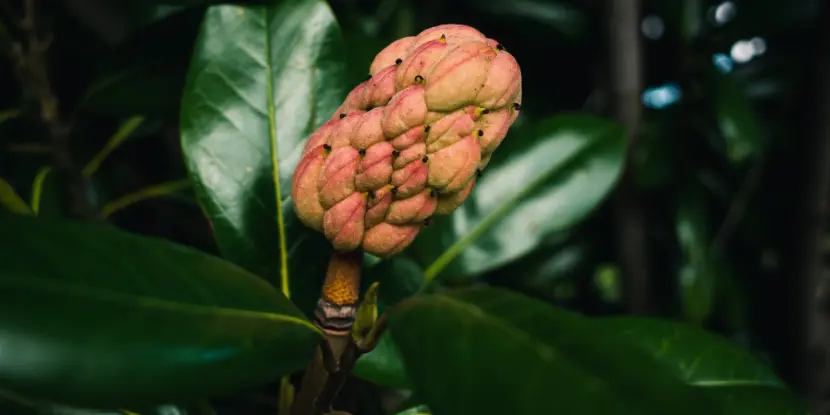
[291,251,363,415]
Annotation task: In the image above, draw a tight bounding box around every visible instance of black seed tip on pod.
[392,150,400,157]
[482,108,490,115]
[477,130,484,137]
[367,191,376,199]
[476,168,482,177]
[323,144,332,151]
[390,187,398,195]
[414,75,425,84]
[496,43,505,51]
[395,58,403,65]
[339,113,346,119]
[358,148,366,156]
[424,125,431,133]
[429,188,438,198]
[513,103,522,111]
[421,156,429,163]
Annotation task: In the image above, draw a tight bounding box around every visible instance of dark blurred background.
[2,0,829,413]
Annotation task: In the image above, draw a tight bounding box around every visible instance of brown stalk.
[604,0,652,314]
[7,0,96,221]
[292,250,364,415]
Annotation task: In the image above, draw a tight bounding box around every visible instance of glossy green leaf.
[484,231,592,303]
[597,317,784,388]
[697,386,808,415]
[676,189,714,324]
[0,214,321,407]
[707,69,764,163]
[387,287,716,415]
[179,0,349,312]
[406,114,626,282]
[353,333,410,390]
[394,406,430,415]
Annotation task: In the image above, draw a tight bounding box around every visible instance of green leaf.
[353,257,422,388]
[596,317,784,388]
[0,214,321,407]
[675,189,714,324]
[697,386,808,415]
[407,114,626,282]
[353,333,410,390]
[362,256,425,308]
[0,176,33,215]
[394,406,430,415]
[29,166,62,218]
[387,287,717,415]
[706,69,764,163]
[484,232,592,303]
[179,0,349,312]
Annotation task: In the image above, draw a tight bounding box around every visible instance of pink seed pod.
[292,24,522,257]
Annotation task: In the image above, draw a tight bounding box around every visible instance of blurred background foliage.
[1,0,829,413]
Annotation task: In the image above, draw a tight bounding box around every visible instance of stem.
[99,179,190,219]
[604,0,651,314]
[9,0,96,221]
[605,0,652,314]
[788,1,830,407]
[82,115,145,178]
[292,250,363,415]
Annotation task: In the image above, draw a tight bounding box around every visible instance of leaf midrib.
[421,126,614,283]
[0,275,320,332]
[263,8,291,299]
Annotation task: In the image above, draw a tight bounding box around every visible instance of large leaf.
[405,114,626,282]
[386,287,717,415]
[596,317,783,388]
[179,0,349,312]
[0,214,321,407]
[352,333,410,390]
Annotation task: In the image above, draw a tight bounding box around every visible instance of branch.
[9,0,97,221]
[292,250,364,415]
[793,1,830,408]
[604,0,652,314]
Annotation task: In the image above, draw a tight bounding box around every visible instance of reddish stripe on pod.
[363,222,421,258]
[323,192,366,252]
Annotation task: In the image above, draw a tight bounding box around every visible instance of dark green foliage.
[0,0,820,414]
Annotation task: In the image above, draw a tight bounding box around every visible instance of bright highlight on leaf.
[0,214,320,406]
[179,0,347,304]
